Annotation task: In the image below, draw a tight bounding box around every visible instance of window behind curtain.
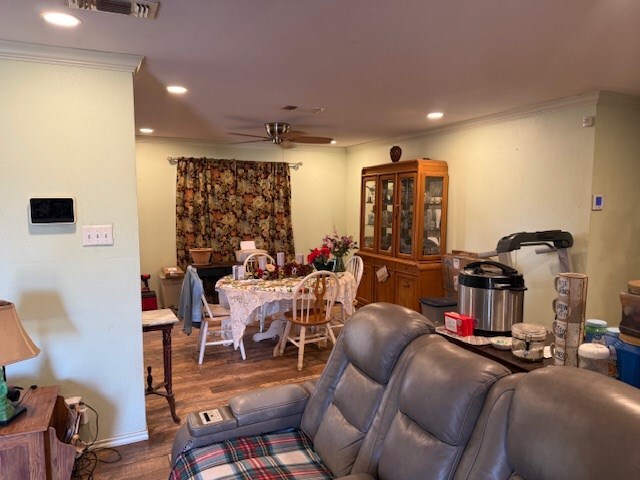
[175,157,294,268]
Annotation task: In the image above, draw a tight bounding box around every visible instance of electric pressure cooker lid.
[459,261,526,290]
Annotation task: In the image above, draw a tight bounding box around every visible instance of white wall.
[0,52,146,445]
[588,92,640,323]
[136,139,348,292]
[346,95,599,328]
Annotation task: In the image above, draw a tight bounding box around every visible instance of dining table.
[215,272,357,352]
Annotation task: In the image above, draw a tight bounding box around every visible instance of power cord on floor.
[71,401,122,480]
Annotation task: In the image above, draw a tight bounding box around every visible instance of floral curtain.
[175,157,294,268]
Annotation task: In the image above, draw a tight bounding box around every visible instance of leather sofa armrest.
[171,383,310,465]
[335,474,377,480]
[230,383,309,425]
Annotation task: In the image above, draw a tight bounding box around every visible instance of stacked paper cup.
[551,273,588,366]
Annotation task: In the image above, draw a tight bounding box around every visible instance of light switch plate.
[82,224,114,246]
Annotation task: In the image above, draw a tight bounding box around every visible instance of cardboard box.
[442,251,478,294]
[159,272,184,309]
[162,266,185,278]
[444,311,475,337]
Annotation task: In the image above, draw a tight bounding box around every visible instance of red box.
[444,312,474,336]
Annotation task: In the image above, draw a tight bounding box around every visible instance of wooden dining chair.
[243,252,276,276]
[197,293,246,364]
[329,255,364,336]
[242,252,279,332]
[277,271,338,371]
[180,266,246,364]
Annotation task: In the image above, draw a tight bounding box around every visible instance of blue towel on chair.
[177,266,204,335]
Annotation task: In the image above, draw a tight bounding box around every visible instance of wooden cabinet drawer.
[395,273,418,309]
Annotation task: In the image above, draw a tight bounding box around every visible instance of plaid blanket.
[170,429,333,480]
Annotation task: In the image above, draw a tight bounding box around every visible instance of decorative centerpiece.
[309,230,359,272]
[247,261,313,280]
[308,246,333,271]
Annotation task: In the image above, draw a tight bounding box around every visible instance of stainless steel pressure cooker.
[458,261,527,334]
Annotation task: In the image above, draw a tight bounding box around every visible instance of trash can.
[420,297,458,327]
[159,267,185,310]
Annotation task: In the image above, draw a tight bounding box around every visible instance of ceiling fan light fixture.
[42,11,82,27]
[167,85,188,95]
[265,122,290,143]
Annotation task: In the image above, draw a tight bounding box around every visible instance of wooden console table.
[0,385,76,480]
[439,332,554,373]
[143,308,180,423]
[193,262,236,303]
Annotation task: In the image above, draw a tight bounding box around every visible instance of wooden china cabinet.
[357,159,448,311]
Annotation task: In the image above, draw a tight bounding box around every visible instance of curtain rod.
[166,157,303,170]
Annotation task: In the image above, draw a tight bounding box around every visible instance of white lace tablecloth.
[216,272,357,348]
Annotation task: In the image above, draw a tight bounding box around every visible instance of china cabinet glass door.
[361,177,377,251]
[398,174,416,257]
[379,175,395,255]
[422,176,444,256]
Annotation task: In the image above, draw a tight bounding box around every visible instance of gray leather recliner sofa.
[170,302,640,480]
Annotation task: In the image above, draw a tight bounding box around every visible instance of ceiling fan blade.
[228,132,269,139]
[280,130,307,139]
[229,139,269,145]
[289,135,334,144]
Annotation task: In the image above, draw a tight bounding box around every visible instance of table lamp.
[0,300,40,425]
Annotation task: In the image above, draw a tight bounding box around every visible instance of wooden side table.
[438,332,554,373]
[0,385,76,480]
[142,308,180,423]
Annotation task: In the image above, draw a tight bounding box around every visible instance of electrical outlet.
[65,396,82,409]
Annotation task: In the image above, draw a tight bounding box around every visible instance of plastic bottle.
[578,343,610,375]
[585,319,607,344]
[604,326,620,378]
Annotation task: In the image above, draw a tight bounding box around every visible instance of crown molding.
[597,90,640,109]
[0,40,142,74]
[348,91,601,153]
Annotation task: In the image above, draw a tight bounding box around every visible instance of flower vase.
[314,260,334,271]
[333,255,346,273]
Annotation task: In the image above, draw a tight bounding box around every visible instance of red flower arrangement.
[307,246,331,265]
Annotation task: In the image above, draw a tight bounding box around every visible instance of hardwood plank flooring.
[86,321,335,479]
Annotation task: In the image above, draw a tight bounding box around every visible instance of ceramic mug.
[549,342,579,367]
[552,298,571,321]
[552,319,582,348]
[554,273,588,303]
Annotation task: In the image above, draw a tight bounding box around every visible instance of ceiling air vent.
[68,0,159,19]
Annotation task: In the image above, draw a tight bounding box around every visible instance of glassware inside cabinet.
[423,177,444,255]
[399,175,415,255]
[379,177,395,253]
[362,179,376,249]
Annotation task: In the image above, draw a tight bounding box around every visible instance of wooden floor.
[87,321,335,479]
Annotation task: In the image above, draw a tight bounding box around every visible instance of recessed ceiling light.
[166,85,188,95]
[330,140,337,145]
[139,128,154,134]
[41,11,81,27]
[427,112,444,120]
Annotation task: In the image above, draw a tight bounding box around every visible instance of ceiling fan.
[229,122,334,146]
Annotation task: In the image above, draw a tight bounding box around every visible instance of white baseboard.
[88,429,149,449]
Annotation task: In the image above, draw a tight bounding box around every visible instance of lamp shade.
[0,301,40,366]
